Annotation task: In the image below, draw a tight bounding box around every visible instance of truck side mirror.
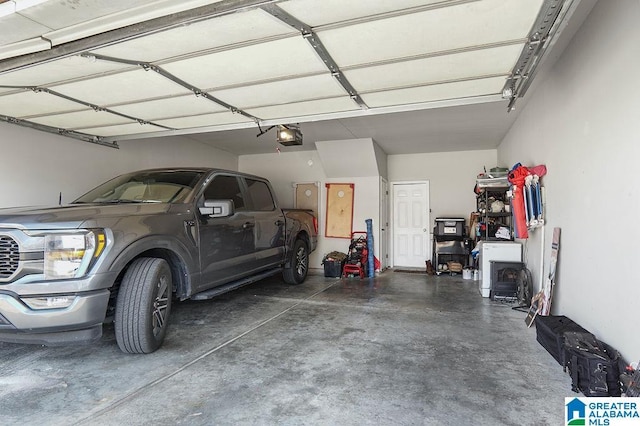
[199,199,234,217]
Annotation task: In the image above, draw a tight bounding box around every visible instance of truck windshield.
[72,170,205,204]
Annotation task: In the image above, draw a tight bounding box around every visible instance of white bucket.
[462,268,473,280]
[473,269,479,280]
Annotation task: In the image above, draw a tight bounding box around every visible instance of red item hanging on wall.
[509,165,531,239]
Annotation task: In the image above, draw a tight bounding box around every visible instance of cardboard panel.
[325,183,354,239]
[295,183,319,217]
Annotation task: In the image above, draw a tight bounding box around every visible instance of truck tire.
[115,257,172,354]
[283,238,309,285]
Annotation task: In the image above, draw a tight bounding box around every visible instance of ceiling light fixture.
[276,125,302,146]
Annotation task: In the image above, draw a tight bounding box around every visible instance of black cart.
[432,218,470,275]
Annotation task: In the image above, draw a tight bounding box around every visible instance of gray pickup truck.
[0,168,317,353]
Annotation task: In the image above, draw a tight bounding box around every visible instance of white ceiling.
[0,0,593,155]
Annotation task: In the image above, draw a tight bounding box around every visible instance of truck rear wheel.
[283,239,309,285]
[115,257,172,354]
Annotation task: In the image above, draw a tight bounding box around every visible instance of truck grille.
[0,236,19,278]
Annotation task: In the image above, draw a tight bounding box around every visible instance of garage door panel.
[28,109,131,129]
[0,13,52,46]
[277,0,445,27]
[155,112,253,129]
[109,96,226,120]
[0,0,552,142]
[16,0,160,31]
[0,91,82,118]
[162,37,328,90]
[0,56,131,87]
[92,9,297,63]
[52,69,190,106]
[0,37,52,61]
[362,76,506,108]
[246,97,358,120]
[77,122,162,136]
[318,0,544,67]
[213,74,346,110]
[345,44,523,93]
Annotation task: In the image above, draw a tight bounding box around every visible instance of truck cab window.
[203,175,246,211]
[246,179,275,211]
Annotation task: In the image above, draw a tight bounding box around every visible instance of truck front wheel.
[283,239,309,285]
[115,257,172,354]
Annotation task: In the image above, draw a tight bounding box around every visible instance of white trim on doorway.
[390,180,430,269]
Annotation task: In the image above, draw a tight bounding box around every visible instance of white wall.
[239,151,380,270]
[498,0,639,361]
[315,138,381,177]
[0,124,238,208]
[373,141,388,179]
[388,149,498,229]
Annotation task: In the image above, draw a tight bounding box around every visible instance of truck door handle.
[243,222,255,229]
[275,220,284,226]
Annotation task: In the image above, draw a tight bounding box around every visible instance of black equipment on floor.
[490,260,524,300]
[535,315,590,366]
[432,217,469,275]
[563,332,622,397]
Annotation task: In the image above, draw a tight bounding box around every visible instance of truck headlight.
[44,230,106,279]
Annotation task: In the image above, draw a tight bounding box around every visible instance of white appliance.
[478,241,522,297]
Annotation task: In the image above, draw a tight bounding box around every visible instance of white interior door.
[392,182,430,268]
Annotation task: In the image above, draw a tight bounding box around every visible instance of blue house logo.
[566,398,587,425]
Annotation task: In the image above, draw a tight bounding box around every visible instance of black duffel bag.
[563,332,622,397]
[535,315,590,365]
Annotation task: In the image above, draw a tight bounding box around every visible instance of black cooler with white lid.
[433,218,468,274]
[434,217,465,239]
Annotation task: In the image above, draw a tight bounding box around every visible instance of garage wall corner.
[497,0,640,361]
[0,125,238,208]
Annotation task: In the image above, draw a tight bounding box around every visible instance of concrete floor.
[0,270,571,425]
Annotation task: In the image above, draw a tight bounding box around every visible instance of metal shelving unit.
[476,184,513,241]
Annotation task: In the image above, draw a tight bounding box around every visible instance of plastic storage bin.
[323,260,344,277]
[434,218,465,237]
